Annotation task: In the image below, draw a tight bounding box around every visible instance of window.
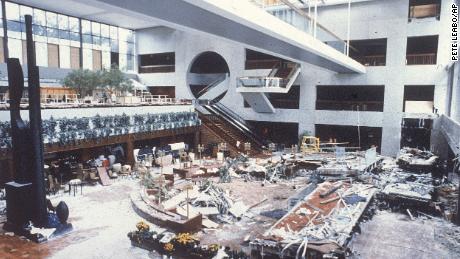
[21,40,27,64]
[8,38,22,63]
[81,20,91,34]
[33,9,46,26]
[59,45,71,68]
[101,24,110,38]
[316,85,385,112]
[48,43,59,68]
[82,48,92,69]
[46,11,58,28]
[47,27,59,43]
[139,52,175,73]
[0,37,4,63]
[403,85,434,113]
[92,49,102,70]
[19,5,32,21]
[127,54,134,71]
[110,26,118,39]
[59,30,70,46]
[69,17,79,32]
[5,2,20,21]
[70,47,80,69]
[7,20,22,39]
[111,52,119,67]
[102,51,111,69]
[1,2,134,71]
[119,53,127,71]
[349,38,387,66]
[406,35,438,65]
[35,42,48,67]
[408,0,441,21]
[58,14,69,30]
[91,22,100,36]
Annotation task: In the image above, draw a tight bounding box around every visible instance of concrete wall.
[126,0,452,156]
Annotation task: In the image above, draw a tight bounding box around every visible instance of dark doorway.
[406,35,438,65]
[316,85,385,112]
[247,121,299,146]
[315,124,382,152]
[401,118,432,150]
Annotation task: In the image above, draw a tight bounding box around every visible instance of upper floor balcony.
[408,0,441,22]
[406,35,438,65]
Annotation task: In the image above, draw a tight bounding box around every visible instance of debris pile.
[251,182,376,258]
[397,147,439,172]
[129,147,459,258]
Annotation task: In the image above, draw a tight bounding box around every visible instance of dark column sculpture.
[4,57,34,235]
[4,15,71,242]
[25,14,47,227]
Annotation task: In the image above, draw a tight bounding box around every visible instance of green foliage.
[61,69,103,97]
[100,64,134,95]
[62,65,133,97]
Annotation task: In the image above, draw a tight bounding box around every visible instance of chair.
[107,169,118,179]
[47,175,58,195]
[89,171,100,184]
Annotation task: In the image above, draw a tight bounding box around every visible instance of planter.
[130,238,158,251]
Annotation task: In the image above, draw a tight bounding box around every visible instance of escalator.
[196,101,267,154]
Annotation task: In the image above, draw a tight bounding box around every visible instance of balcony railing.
[41,94,79,104]
[316,100,384,112]
[238,76,287,88]
[138,65,175,73]
[409,4,440,21]
[0,96,193,110]
[406,53,437,65]
[351,55,386,66]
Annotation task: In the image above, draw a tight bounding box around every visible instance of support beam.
[126,139,135,166]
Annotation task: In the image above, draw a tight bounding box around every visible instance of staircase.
[196,102,266,155]
[237,62,301,113]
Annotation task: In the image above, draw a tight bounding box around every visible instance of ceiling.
[12,0,161,29]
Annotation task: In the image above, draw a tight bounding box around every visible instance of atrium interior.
[0,0,459,258]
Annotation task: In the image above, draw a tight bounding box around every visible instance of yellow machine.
[301,136,320,153]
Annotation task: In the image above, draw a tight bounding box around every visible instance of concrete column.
[81,148,92,162]
[126,139,135,166]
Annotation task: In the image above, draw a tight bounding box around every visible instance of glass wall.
[0,1,135,72]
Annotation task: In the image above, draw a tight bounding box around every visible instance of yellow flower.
[209,244,219,252]
[164,242,174,252]
[136,221,150,232]
[175,233,197,245]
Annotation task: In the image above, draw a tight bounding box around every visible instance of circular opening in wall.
[187,51,230,102]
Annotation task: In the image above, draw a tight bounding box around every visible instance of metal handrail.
[196,73,228,98]
[406,53,436,65]
[207,102,266,147]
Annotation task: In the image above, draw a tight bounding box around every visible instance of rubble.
[126,147,459,258]
[397,147,439,173]
[251,182,376,258]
